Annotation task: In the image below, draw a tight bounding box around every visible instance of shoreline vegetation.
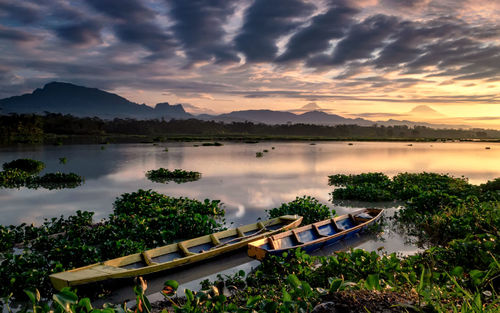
[0,173,498,312]
[1,113,500,146]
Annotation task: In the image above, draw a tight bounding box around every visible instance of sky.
[0,0,499,128]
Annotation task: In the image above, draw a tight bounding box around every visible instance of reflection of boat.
[50,215,302,290]
[248,209,383,261]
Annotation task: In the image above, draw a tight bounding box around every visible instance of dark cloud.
[114,22,175,56]
[85,0,176,57]
[405,37,500,80]
[276,1,359,62]
[308,14,399,67]
[84,0,154,22]
[380,0,429,9]
[235,0,316,62]
[168,0,239,65]
[0,1,40,24]
[54,21,102,46]
[0,25,36,42]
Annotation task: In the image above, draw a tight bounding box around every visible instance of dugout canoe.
[247,209,383,261]
[50,215,302,290]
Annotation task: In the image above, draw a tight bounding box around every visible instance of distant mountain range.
[0,82,189,119]
[0,82,467,129]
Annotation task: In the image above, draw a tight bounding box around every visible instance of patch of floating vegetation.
[256,152,264,157]
[30,173,84,190]
[146,168,201,184]
[0,159,83,190]
[3,158,45,175]
[201,142,223,146]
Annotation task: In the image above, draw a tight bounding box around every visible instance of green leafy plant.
[267,196,334,225]
[3,159,45,175]
[145,168,201,184]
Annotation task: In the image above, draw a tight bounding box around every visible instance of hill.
[0,82,192,120]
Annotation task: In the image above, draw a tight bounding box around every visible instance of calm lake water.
[2,141,499,304]
[1,141,498,228]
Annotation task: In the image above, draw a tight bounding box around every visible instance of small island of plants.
[146,168,202,184]
[0,158,84,189]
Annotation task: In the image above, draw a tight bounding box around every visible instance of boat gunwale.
[248,209,383,257]
[49,215,302,289]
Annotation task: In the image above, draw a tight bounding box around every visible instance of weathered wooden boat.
[247,209,383,260]
[50,215,302,290]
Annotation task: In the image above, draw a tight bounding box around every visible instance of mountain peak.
[409,105,443,116]
[0,82,192,120]
[154,102,186,114]
[300,102,323,111]
[44,81,77,88]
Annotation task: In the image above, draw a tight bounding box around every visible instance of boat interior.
[254,209,380,251]
[105,216,299,270]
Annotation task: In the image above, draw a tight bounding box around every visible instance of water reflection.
[0,141,499,226]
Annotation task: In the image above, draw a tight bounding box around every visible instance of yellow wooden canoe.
[50,215,302,290]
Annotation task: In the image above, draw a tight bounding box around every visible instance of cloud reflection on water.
[0,141,499,227]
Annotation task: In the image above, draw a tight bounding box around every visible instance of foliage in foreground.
[5,245,498,313]
[146,168,201,184]
[0,190,225,298]
[266,196,334,225]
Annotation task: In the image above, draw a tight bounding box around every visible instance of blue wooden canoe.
[247,208,383,260]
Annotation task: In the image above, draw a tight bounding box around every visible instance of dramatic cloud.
[308,14,400,67]
[168,0,239,65]
[276,1,359,62]
[85,0,176,57]
[0,24,36,42]
[53,21,102,46]
[84,0,154,21]
[0,0,499,127]
[0,1,40,24]
[235,0,316,62]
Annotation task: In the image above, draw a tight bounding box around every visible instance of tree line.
[1,113,499,144]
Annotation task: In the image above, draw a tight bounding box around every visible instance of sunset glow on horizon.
[1,0,499,128]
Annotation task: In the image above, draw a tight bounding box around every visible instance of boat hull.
[247,209,382,261]
[50,215,302,290]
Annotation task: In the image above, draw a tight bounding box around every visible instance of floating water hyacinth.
[146,168,201,184]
